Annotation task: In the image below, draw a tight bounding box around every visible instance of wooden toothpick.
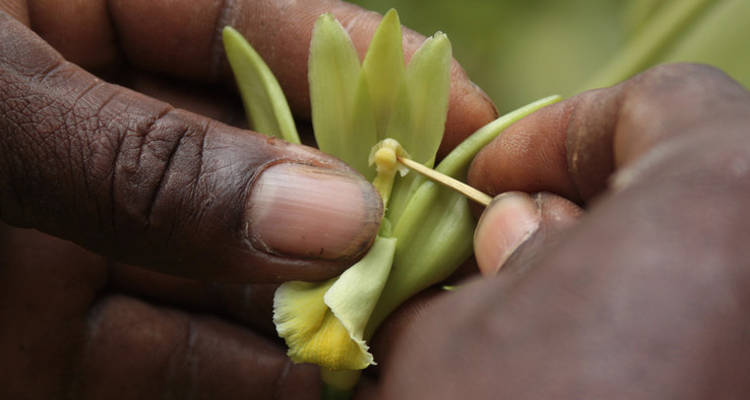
[397,156,493,207]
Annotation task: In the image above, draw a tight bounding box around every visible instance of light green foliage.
[349,0,750,111]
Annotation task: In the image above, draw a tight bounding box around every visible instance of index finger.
[468,63,750,203]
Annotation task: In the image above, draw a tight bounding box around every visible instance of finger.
[469,63,750,203]
[0,0,27,25]
[384,144,750,399]
[0,224,107,399]
[383,67,750,398]
[0,13,383,283]
[107,262,279,337]
[8,0,497,154]
[474,192,583,276]
[70,295,322,400]
[367,289,443,375]
[0,226,322,399]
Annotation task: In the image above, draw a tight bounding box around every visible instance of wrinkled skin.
[0,0,496,398]
[377,64,750,400]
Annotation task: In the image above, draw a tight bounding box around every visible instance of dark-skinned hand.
[376,63,750,400]
[0,1,497,398]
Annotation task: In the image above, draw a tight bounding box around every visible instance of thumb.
[474,192,583,277]
[0,12,383,283]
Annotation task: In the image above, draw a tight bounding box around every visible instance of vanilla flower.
[223,9,559,395]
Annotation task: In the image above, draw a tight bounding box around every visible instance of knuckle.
[109,106,208,250]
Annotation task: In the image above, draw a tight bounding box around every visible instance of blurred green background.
[348,0,750,113]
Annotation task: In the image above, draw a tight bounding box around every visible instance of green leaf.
[580,0,716,92]
[222,26,300,144]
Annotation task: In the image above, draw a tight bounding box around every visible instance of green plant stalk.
[656,0,750,89]
[581,0,716,92]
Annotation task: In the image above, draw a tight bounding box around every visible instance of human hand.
[375,63,750,399]
[0,1,496,398]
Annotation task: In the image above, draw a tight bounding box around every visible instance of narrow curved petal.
[310,13,378,179]
[222,26,300,143]
[362,9,406,138]
[386,32,452,167]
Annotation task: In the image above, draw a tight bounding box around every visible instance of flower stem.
[321,385,354,400]
[321,369,360,400]
[580,0,716,92]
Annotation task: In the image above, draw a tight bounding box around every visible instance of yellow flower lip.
[273,236,397,371]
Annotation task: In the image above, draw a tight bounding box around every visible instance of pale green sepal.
[310,14,365,162]
[361,9,406,137]
[386,33,452,167]
[381,170,425,228]
[344,71,379,180]
[380,33,452,226]
[222,26,300,144]
[325,236,397,364]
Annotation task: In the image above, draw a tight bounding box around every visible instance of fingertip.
[474,192,584,277]
[474,192,541,276]
[247,162,383,263]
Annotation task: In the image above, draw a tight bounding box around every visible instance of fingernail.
[248,163,383,261]
[474,192,540,276]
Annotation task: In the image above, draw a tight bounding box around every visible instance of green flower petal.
[379,32,452,226]
[361,9,406,138]
[325,236,396,352]
[222,26,300,143]
[274,236,396,371]
[310,14,378,178]
[386,32,452,167]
